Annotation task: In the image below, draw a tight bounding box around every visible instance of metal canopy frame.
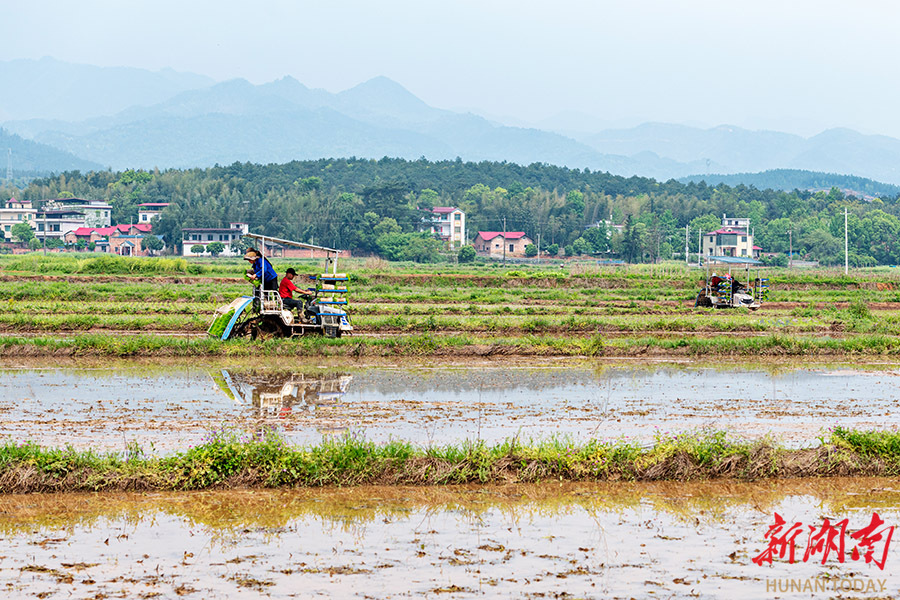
[703,255,761,265]
[243,232,342,276]
[243,233,340,255]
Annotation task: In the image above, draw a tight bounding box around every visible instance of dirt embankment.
[0,443,892,493]
[0,273,237,285]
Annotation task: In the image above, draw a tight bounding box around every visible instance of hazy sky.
[6,0,900,137]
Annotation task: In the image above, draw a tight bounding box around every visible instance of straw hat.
[243,248,259,261]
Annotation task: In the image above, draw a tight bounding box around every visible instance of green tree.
[762,254,788,267]
[230,236,254,255]
[190,244,206,255]
[546,243,559,257]
[143,235,164,254]
[375,232,407,261]
[417,188,440,209]
[565,190,585,218]
[524,243,538,257]
[44,237,63,249]
[458,245,476,263]
[582,224,608,253]
[688,214,722,253]
[109,169,152,225]
[206,241,225,257]
[10,222,35,243]
[373,217,402,238]
[758,217,796,254]
[28,238,42,251]
[376,232,442,263]
[622,216,649,263]
[295,176,322,192]
[400,234,442,263]
[804,229,841,264]
[572,237,591,256]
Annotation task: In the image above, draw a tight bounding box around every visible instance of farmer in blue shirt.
[243,248,278,291]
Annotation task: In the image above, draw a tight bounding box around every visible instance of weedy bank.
[0,427,896,493]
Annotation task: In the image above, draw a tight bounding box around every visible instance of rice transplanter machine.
[208,233,353,340]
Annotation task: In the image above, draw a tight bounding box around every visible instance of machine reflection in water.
[211,370,354,434]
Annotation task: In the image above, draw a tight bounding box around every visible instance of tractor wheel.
[694,292,713,308]
[228,316,255,339]
[252,316,284,340]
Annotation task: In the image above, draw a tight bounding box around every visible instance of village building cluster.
[0,197,165,256]
[0,197,762,262]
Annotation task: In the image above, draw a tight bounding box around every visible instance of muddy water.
[1,359,900,452]
[0,478,898,599]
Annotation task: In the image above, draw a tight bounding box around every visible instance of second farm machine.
[694,255,768,310]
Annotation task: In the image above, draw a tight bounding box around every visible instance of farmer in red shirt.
[279,268,305,311]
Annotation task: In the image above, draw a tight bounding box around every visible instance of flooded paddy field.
[2,478,899,599]
[1,358,900,453]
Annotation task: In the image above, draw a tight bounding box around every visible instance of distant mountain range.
[0,128,102,177]
[3,57,900,193]
[679,169,900,198]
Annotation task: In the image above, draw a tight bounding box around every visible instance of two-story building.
[702,214,758,258]
[473,231,534,258]
[41,197,112,227]
[427,207,466,248]
[181,223,249,256]
[34,197,113,241]
[137,203,169,224]
[36,208,87,241]
[0,198,37,241]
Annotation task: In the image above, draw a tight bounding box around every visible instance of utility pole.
[844,207,849,275]
[654,217,660,264]
[788,229,792,268]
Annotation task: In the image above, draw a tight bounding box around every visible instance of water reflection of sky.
[1,361,899,452]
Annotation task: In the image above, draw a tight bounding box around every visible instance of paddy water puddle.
[1,359,899,452]
[2,478,899,599]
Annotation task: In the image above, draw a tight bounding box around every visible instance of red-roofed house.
[701,214,757,258]
[64,227,103,245]
[426,207,466,248]
[64,224,152,244]
[473,231,533,258]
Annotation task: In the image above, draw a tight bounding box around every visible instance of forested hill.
[7,157,900,266]
[680,169,900,199]
[0,128,103,181]
[207,158,661,198]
